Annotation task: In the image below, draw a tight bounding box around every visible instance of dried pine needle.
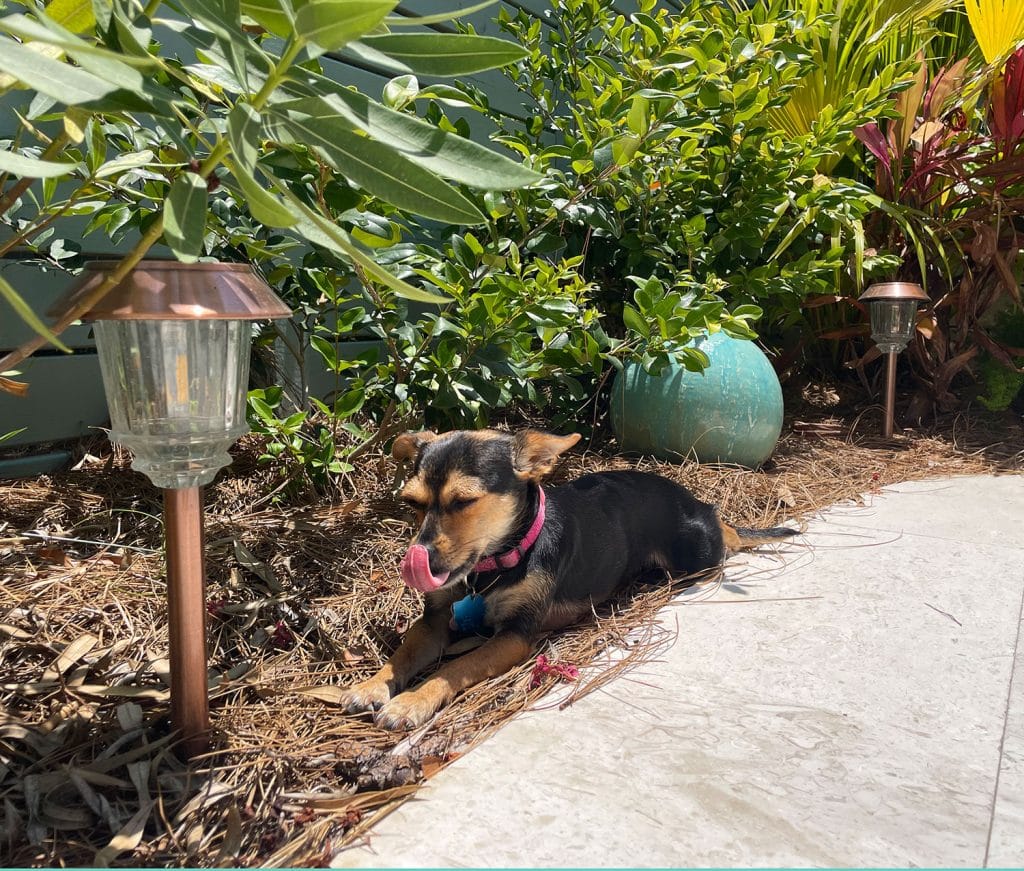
[1,413,1020,866]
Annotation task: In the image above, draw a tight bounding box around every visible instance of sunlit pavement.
[333,475,1024,868]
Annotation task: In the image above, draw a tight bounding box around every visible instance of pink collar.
[473,486,546,573]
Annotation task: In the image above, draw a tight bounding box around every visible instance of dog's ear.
[392,430,438,461]
[511,430,581,480]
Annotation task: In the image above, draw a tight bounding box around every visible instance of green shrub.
[487,0,913,336]
[237,0,916,491]
[0,0,539,381]
[977,309,1024,412]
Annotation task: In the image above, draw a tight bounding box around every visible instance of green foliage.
[977,358,1024,411]
[0,0,540,354]
[237,239,614,491]
[622,276,762,375]
[361,243,605,429]
[489,0,907,338]
[247,386,355,490]
[977,309,1024,411]
[234,0,916,490]
[763,0,960,172]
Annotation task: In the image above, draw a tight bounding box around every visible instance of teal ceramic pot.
[610,332,784,468]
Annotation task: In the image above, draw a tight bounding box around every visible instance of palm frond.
[964,0,1024,65]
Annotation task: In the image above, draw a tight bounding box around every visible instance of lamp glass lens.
[869,299,917,353]
[94,319,251,488]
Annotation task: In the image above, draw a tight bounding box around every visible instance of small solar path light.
[858,281,930,438]
[57,260,291,757]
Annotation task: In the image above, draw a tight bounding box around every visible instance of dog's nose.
[414,541,446,575]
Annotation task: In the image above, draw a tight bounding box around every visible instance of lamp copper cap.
[858,282,930,304]
[52,260,292,321]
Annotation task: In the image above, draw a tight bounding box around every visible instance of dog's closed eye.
[447,497,479,511]
[402,495,426,508]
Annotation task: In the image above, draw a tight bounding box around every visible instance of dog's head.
[392,428,580,592]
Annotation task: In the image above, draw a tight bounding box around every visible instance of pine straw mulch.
[1,407,1022,867]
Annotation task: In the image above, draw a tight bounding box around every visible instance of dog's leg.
[375,631,533,730]
[339,610,452,713]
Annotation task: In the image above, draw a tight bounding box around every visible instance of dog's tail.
[720,520,801,552]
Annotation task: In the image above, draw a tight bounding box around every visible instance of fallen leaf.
[2,679,60,696]
[0,724,62,756]
[173,780,235,822]
[340,646,368,664]
[116,703,143,732]
[39,800,93,828]
[76,684,170,701]
[0,623,32,640]
[290,685,348,704]
[0,375,28,397]
[216,804,243,867]
[37,544,72,566]
[42,634,98,681]
[233,541,281,592]
[420,755,451,778]
[93,800,154,867]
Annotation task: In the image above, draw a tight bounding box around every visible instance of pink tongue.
[400,544,450,592]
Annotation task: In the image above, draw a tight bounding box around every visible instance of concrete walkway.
[333,476,1024,868]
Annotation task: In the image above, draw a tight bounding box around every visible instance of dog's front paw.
[339,677,392,714]
[374,688,443,731]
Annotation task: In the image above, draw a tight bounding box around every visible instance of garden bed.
[1,406,1022,867]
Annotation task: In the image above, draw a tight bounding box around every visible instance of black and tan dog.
[340,428,797,730]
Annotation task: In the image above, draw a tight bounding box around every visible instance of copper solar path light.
[56,260,291,757]
[858,281,930,438]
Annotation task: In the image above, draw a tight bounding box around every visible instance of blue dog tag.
[452,594,487,634]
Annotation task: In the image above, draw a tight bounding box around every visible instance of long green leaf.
[223,159,297,227]
[177,0,252,91]
[225,103,296,225]
[0,13,157,69]
[93,149,155,178]
[0,148,79,178]
[241,0,295,36]
[226,101,262,172]
[769,207,817,262]
[273,92,539,188]
[164,172,208,262]
[0,34,160,112]
[852,217,865,291]
[266,105,483,223]
[265,170,449,304]
[45,0,96,34]
[294,0,397,53]
[0,274,72,352]
[359,33,528,76]
[384,0,495,26]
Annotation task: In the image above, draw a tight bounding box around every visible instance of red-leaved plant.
[849,48,1024,419]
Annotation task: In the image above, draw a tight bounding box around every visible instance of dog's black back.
[533,470,725,605]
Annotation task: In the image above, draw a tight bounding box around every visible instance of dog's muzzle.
[400,544,451,592]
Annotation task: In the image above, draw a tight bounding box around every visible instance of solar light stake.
[883,349,898,438]
[56,261,291,757]
[164,486,209,758]
[858,282,930,439]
